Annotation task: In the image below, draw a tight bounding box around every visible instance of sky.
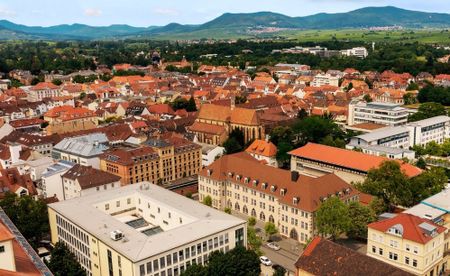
[0,0,449,27]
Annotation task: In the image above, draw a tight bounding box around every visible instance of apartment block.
[48,183,246,276]
[348,101,409,127]
[198,152,369,244]
[100,137,201,185]
[367,213,447,276]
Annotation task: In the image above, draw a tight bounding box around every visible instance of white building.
[48,183,247,276]
[40,160,75,200]
[347,116,450,158]
[23,83,61,102]
[199,143,224,167]
[311,73,340,87]
[52,133,109,169]
[348,101,409,127]
[340,47,368,58]
[61,164,121,200]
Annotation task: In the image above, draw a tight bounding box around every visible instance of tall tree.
[315,197,350,240]
[46,242,86,276]
[186,97,197,112]
[347,202,376,240]
[408,102,447,122]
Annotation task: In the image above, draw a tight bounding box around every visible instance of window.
[160,257,166,268]
[116,201,120,207]
[105,204,109,210]
[166,255,172,266]
[147,262,152,273]
[389,252,398,261]
[140,265,145,276]
[372,246,376,253]
[412,259,417,267]
[0,245,4,253]
[405,257,409,265]
[153,259,159,271]
[379,248,383,255]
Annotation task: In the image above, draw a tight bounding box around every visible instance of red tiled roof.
[200,152,368,212]
[245,139,277,157]
[9,118,45,128]
[289,143,422,178]
[31,82,59,91]
[368,213,446,245]
[295,237,413,276]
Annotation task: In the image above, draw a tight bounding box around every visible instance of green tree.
[292,116,344,146]
[403,93,418,105]
[316,197,350,240]
[248,217,256,227]
[223,128,245,154]
[269,126,293,146]
[0,193,49,249]
[207,246,260,276]
[247,226,263,255]
[406,82,419,91]
[416,157,427,169]
[46,242,86,276]
[369,197,389,216]
[276,141,293,168]
[79,92,87,100]
[347,202,376,239]
[297,108,308,119]
[363,94,372,102]
[355,161,411,208]
[408,102,447,122]
[224,207,232,214]
[264,222,278,240]
[273,265,287,276]
[181,264,208,276]
[186,97,197,112]
[52,79,63,85]
[409,167,447,205]
[202,195,212,207]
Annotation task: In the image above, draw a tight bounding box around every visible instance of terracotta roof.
[245,139,277,157]
[0,220,42,276]
[44,106,95,121]
[188,122,227,135]
[368,213,446,245]
[101,147,158,166]
[9,118,45,128]
[30,82,59,91]
[289,143,422,178]
[197,104,231,122]
[230,108,259,125]
[295,237,413,276]
[62,164,121,190]
[148,104,175,115]
[200,152,368,212]
[350,123,386,131]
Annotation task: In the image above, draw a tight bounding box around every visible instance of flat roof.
[408,115,450,128]
[49,183,245,263]
[353,126,410,142]
[421,187,450,213]
[350,144,414,155]
[403,204,446,221]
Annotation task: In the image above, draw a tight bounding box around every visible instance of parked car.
[266,242,281,251]
[260,256,272,266]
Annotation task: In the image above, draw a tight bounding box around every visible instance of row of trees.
[413,140,450,157]
[408,102,448,122]
[417,84,450,106]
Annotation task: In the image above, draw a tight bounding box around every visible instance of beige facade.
[0,237,15,272]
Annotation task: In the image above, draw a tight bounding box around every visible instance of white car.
[260,256,272,266]
[266,242,281,251]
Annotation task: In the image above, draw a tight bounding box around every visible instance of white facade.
[40,161,75,200]
[348,101,409,126]
[0,237,15,272]
[62,178,121,201]
[311,73,340,87]
[200,143,224,167]
[341,47,368,58]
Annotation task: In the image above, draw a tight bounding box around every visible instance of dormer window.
[207,169,212,176]
[262,183,267,189]
[236,175,241,181]
[293,197,300,205]
[228,172,233,177]
[270,185,277,192]
[388,224,404,237]
[280,188,286,196]
[252,180,259,186]
[244,177,250,184]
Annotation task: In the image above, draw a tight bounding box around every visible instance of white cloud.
[0,6,16,17]
[153,8,180,16]
[84,8,102,17]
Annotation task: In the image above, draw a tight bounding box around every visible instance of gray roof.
[353,126,410,142]
[349,144,414,155]
[408,115,450,128]
[48,183,245,262]
[41,160,75,178]
[53,133,109,157]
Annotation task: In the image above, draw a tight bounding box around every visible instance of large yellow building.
[100,137,201,185]
[48,183,247,276]
[198,152,370,244]
[367,213,447,276]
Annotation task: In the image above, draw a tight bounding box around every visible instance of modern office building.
[48,183,246,276]
[348,101,409,127]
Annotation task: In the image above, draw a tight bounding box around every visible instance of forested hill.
[0,6,449,40]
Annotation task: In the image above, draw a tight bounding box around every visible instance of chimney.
[291,171,299,182]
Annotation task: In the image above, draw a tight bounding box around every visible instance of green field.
[281,29,450,44]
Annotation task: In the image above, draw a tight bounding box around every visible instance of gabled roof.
[62,164,121,190]
[368,213,446,244]
[289,143,422,178]
[200,152,368,212]
[245,139,277,157]
[295,237,413,276]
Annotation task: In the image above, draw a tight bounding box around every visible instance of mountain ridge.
[0,6,449,40]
